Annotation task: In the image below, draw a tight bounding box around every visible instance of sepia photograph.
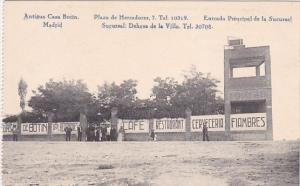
[1,1,299,185]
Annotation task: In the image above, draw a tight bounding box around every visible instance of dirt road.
[1,141,299,186]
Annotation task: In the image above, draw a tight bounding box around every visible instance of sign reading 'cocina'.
[118,119,149,133]
[230,113,267,131]
[52,122,80,134]
[191,115,225,132]
[154,118,185,132]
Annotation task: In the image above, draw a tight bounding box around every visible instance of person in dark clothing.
[89,125,95,141]
[110,127,114,141]
[150,129,155,141]
[113,127,118,141]
[95,128,100,142]
[64,127,72,141]
[12,125,18,141]
[85,127,90,141]
[109,127,115,141]
[77,126,82,141]
[101,127,107,141]
[106,127,111,141]
[202,124,209,141]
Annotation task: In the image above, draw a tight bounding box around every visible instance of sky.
[3,2,300,140]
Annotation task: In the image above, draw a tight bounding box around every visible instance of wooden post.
[47,112,54,141]
[185,107,192,141]
[17,115,22,141]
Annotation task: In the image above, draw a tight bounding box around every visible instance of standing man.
[106,126,111,141]
[95,127,100,142]
[101,126,107,141]
[77,126,82,141]
[109,127,115,141]
[202,124,209,141]
[12,124,18,141]
[85,126,90,141]
[118,126,125,141]
[64,126,72,141]
[150,129,155,141]
[89,125,95,141]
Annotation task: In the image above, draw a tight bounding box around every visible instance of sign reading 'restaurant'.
[118,119,149,133]
[191,115,225,132]
[230,113,267,131]
[21,123,48,135]
[154,118,185,132]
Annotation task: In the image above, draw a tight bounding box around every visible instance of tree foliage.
[4,66,224,123]
[151,66,224,117]
[97,79,138,119]
[18,78,28,112]
[3,111,47,123]
[28,79,93,122]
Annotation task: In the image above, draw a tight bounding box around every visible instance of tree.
[173,66,223,115]
[150,65,224,117]
[151,77,178,104]
[150,77,179,118]
[28,79,93,122]
[97,79,138,119]
[18,78,28,112]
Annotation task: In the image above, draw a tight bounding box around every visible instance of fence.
[2,108,268,141]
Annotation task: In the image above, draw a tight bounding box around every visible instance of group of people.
[64,125,126,142]
[85,125,118,142]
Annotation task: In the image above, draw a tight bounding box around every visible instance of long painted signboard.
[118,119,149,133]
[191,115,225,132]
[52,122,80,134]
[154,118,185,132]
[230,113,267,131]
[1,122,17,135]
[21,123,48,135]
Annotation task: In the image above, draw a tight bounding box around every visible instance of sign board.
[154,118,185,132]
[52,122,80,134]
[21,123,48,135]
[230,113,267,131]
[191,115,225,132]
[118,119,149,133]
[1,122,17,135]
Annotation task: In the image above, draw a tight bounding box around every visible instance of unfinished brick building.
[224,39,273,140]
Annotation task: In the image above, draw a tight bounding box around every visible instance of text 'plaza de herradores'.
[224,39,273,141]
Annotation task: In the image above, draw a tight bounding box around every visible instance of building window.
[232,66,256,78]
[259,62,266,76]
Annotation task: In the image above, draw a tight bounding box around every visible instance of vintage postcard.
[1,1,299,186]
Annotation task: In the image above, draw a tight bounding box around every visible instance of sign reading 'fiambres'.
[154,118,185,132]
[191,115,225,132]
[230,113,267,131]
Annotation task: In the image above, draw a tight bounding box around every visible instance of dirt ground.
[1,141,299,186]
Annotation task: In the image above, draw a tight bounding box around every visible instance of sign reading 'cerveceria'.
[118,119,149,133]
[154,118,185,132]
[230,113,267,131]
[191,115,225,132]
